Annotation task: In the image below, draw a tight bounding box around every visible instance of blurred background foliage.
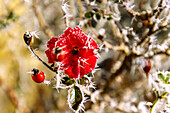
[0,0,169,113]
[0,0,69,113]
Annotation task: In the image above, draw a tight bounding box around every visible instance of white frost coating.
[148,70,170,112]
[90,0,97,6]
[83,75,96,89]
[78,59,81,79]
[25,31,40,44]
[138,101,150,113]
[79,64,85,69]
[85,35,90,46]
[156,44,168,51]
[54,38,63,47]
[55,72,62,91]
[80,58,89,65]
[27,71,34,74]
[61,0,72,26]
[30,31,40,39]
[94,49,101,58]
[43,80,51,85]
[61,0,70,14]
[98,28,105,36]
[99,44,104,51]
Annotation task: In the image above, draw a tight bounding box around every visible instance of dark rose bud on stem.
[143,59,151,78]
[23,31,32,45]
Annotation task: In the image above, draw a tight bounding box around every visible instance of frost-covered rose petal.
[45,27,99,79]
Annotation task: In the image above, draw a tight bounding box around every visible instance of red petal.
[79,56,98,77]
[78,48,96,58]
[45,27,99,79]
[65,59,80,79]
[86,37,99,49]
[47,37,58,49]
[59,52,74,69]
[45,49,56,63]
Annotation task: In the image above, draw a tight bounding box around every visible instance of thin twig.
[61,6,68,27]
[28,45,55,73]
[148,49,170,59]
[32,0,54,38]
[137,23,170,46]
[84,0,92,10]
[61,0,71,27]
[119,0,139,17]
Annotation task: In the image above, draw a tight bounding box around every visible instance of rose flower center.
[72,47,80,55]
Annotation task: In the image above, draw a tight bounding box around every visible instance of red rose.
[45,27,99,79]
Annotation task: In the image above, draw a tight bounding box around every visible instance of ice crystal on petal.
[45,27,99,79]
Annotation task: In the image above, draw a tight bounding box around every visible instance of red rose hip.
[31,68,45,83]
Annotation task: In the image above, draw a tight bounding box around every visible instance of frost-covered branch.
[32,0,54,38]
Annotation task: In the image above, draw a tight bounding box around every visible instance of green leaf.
[158,73,165,81]
[85,11,94,18]
[161,92,167,98]
[68,86,83,111]
[165,76,169,84]
[61,77,75,86]
[167,74,170,77]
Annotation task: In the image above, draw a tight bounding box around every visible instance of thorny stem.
[61,7,68,28]
[84,0,92,10]
[147,50,170,59]
[119,0,139,17]
[28,45,56,73]
[119,0,169,49]
[61,0,70,27]
[109,19,123,42]
[138,23,170,46]
[150,23,170,36]
[150,0,164,20]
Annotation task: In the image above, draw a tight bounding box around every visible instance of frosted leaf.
[67,86,86,113]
